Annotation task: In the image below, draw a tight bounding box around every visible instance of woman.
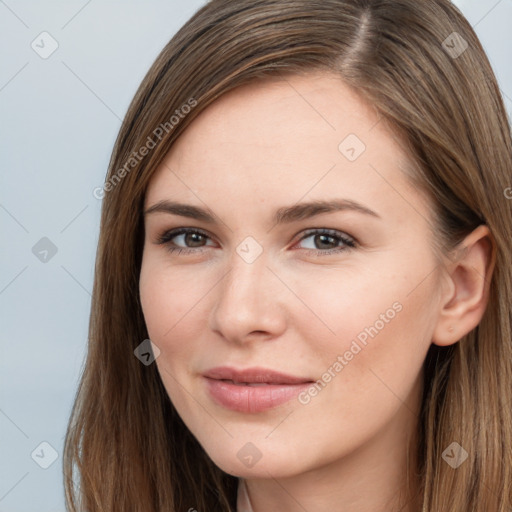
[64,1,512,510]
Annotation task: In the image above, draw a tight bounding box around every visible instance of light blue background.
[1,1,511,510]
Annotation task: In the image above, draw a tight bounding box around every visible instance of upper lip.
[203,366,313,385]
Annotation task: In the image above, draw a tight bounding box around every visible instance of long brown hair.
[64,1,512,510]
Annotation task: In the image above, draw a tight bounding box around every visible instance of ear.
[432,225,496,347]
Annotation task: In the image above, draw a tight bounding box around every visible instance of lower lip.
[203,377,312,413]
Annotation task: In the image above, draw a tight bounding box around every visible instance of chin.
[200,439,309,479]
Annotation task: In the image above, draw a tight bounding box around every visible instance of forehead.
[166,73,388,168]
[145,72,424,223]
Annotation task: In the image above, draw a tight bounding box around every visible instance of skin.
[139,72,494,512]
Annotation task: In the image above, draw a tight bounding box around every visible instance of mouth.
[202,366,314,413]
[215,380,278,387]
[202,366,313,385]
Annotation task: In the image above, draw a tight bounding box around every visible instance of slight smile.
[202,366,315,413]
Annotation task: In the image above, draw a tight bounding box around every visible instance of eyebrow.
[144,198,381,225]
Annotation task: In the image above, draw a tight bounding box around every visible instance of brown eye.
[296,229,356,254]
[156,228,215,254]
[182,232,207,247]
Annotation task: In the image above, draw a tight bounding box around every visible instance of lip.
[202,366,314,413]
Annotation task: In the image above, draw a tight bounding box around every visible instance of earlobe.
[432,225,495,347]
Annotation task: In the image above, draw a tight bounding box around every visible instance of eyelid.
[295,228,356,247]
[155,227,215,246]
[154,226,357,253]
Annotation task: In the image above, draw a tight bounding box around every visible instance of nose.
[209,247,288,345]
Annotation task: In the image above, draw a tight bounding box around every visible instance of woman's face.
[139,73,446,478]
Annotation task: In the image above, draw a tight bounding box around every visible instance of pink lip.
[202,366,314,413]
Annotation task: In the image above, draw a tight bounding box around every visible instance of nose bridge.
[222,247,273,314]
[210,243,286,341]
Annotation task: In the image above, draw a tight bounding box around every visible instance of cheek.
[138,258,226,417]
[139,258,208,342]
[289,256,438,397]
[139,260,208,412]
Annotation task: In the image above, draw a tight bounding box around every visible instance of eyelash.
[155,227,357,256]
